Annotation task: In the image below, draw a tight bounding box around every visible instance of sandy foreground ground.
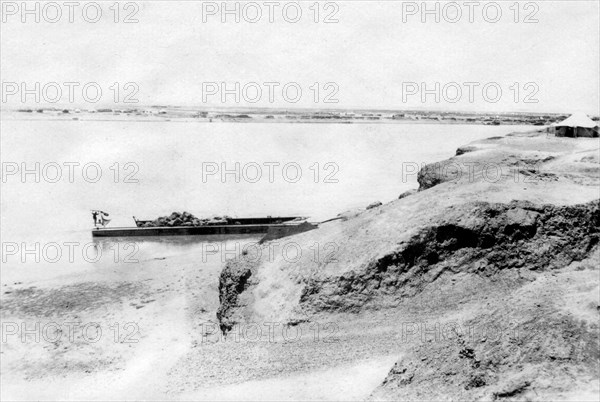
[1,239,401,401]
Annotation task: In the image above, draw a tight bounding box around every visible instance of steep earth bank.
[217,131,600,400]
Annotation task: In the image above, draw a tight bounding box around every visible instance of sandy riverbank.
[2,129,599,401]
[1,233,400,401]
[217,130,600,401]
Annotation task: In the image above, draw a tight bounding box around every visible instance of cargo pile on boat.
[138,212,233,227]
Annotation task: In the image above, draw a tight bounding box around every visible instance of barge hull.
[92,224,300,237]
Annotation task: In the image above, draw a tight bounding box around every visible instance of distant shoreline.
[1,108,574,126]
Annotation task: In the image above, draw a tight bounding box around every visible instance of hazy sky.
[1,0,599,113]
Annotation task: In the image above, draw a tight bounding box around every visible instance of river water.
[0,117,533,284]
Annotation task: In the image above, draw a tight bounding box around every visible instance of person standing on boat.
[92,211,99,227]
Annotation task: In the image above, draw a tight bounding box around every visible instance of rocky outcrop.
[416,133,565,191]
[216,257,257,333]
[297,200,598,312]
[366,201,383,210]
[398,189,417,199]
[216,199,599,330]
[455,145,478,155]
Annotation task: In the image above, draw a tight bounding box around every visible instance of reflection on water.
[92,234,263,262]
[93,234,261,247]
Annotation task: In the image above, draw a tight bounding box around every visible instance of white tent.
[554,113,599,137]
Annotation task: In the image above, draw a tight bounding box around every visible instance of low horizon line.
[3,105,597,117]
